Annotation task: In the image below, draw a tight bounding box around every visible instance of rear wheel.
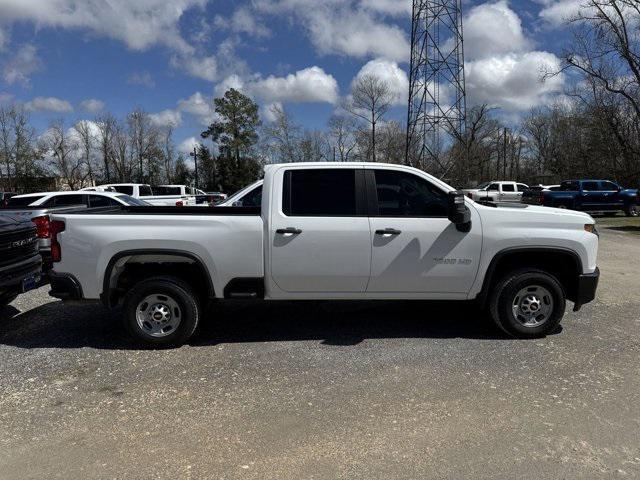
[489,269,566,338]
[625,203,638,217]
[123,277,201,347]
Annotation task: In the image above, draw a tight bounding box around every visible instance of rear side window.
[89,195,119,208]
[44,194,87,207]
[502,184,515,192]
[112,186,134,195]
[139,185,153,197]
[372,170,448,217]
[239,185,263,207]
[582,181,599,191]
[7,196,44,207]
[283,169,357,216]
[561,181,579,191]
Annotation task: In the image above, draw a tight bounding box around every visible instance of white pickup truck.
[462,181,530,203]
[48,163,599,347]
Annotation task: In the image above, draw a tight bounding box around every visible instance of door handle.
[276,227,302,235]
[375,228,402,235]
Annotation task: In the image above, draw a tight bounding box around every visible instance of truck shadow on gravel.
[0,299,561,350]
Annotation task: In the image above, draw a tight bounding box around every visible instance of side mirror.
[448,191,472,232]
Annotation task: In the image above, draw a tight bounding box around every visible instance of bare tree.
[95,113,118,183]
[44,120,84,190]
[343,74,393,162]
[327,115,357,162]
[127,109,158,183]
[262,104,301,163]
[73,120,96,186]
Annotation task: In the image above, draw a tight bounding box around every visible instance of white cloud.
[539,0,583,26]
[80,99,105,113]
[149,109,183,128]
[170,53,218,82]
[127,71,155,88]
[466,51,564,111]
[354,58,409,105]
[178,136,200,155]
[0,0,207,54]
[464,0,531,60]
[177,92,216,126]
[262,102,283,123]
[2,44,42,86]
[214,7,271,38]
[0,92,14,104]
[360,0,412,16]
[255,0,410,61]
[215,74,245,98]
[25,96,74,113]
[247,66,339,104]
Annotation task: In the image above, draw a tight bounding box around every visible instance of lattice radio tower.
[406,0,467,172]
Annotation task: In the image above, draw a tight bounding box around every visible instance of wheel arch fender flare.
[100,249,216,307]
[476,246,583,308]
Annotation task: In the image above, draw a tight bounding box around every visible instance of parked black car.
[0,215,42,307]
[523,179,639,216]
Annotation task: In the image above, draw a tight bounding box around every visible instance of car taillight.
[539,192,544,204]
[50,220,65,263]
[467,193,473,199]
[176,200,184,207]
[32,215,51,238]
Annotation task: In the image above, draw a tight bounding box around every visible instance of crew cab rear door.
[269,166,371,293]
[365,167,481,295]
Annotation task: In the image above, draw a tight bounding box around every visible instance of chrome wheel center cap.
[150,304,171,323]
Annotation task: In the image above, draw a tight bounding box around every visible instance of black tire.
[122,276,201,348]
[489,269,566,339]
[625,203,638,217]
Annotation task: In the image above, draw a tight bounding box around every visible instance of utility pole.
[189,147,199,188]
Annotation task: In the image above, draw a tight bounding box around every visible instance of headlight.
[584,224,598,236]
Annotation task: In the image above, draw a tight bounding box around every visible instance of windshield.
[111,186,134,195]
[475,182,490,190]
[6,195,44,207]
[117,195,148,206]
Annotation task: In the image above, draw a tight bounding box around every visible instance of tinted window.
[51,195,87,207]
[7,196,44,207]
[517,184,528,191]
[117,195,147,206]
[238,185,263,207]
[89,195,119,208]
[283,169,356,216]
[560,181,579,191]
[600,181,619,191]
[112,186,134,195]
[373,170,448,217]
[139,185,153,197]
[502,184,515,192]
[156,186,181,195]
[488,183,500,191]
[582,181,599,191]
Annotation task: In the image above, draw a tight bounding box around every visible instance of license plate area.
[21,274,40,293]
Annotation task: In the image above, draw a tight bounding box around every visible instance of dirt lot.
[0,223,639,479]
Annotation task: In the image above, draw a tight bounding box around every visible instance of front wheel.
[122,277,201,347]
[625,203,638,217]
[489,269,566,338]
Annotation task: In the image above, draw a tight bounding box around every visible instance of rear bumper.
[49,271,83,301]
[573,267,600,311]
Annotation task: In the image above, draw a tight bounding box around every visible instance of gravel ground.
[0,228,639,479]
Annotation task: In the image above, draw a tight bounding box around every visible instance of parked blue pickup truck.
[523,180,638,216]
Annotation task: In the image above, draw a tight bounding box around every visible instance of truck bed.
[60,206,261,216]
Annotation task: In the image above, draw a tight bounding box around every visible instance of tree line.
[1,0,639,194]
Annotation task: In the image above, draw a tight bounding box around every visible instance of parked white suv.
[48,163,599,347]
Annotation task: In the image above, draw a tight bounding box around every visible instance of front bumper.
[49,271,83,301]
[573,267,600,311]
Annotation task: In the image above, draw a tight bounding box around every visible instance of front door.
[270,167,372,293]
[366,168,481,295]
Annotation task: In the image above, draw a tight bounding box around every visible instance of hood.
[473,201,594,224]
